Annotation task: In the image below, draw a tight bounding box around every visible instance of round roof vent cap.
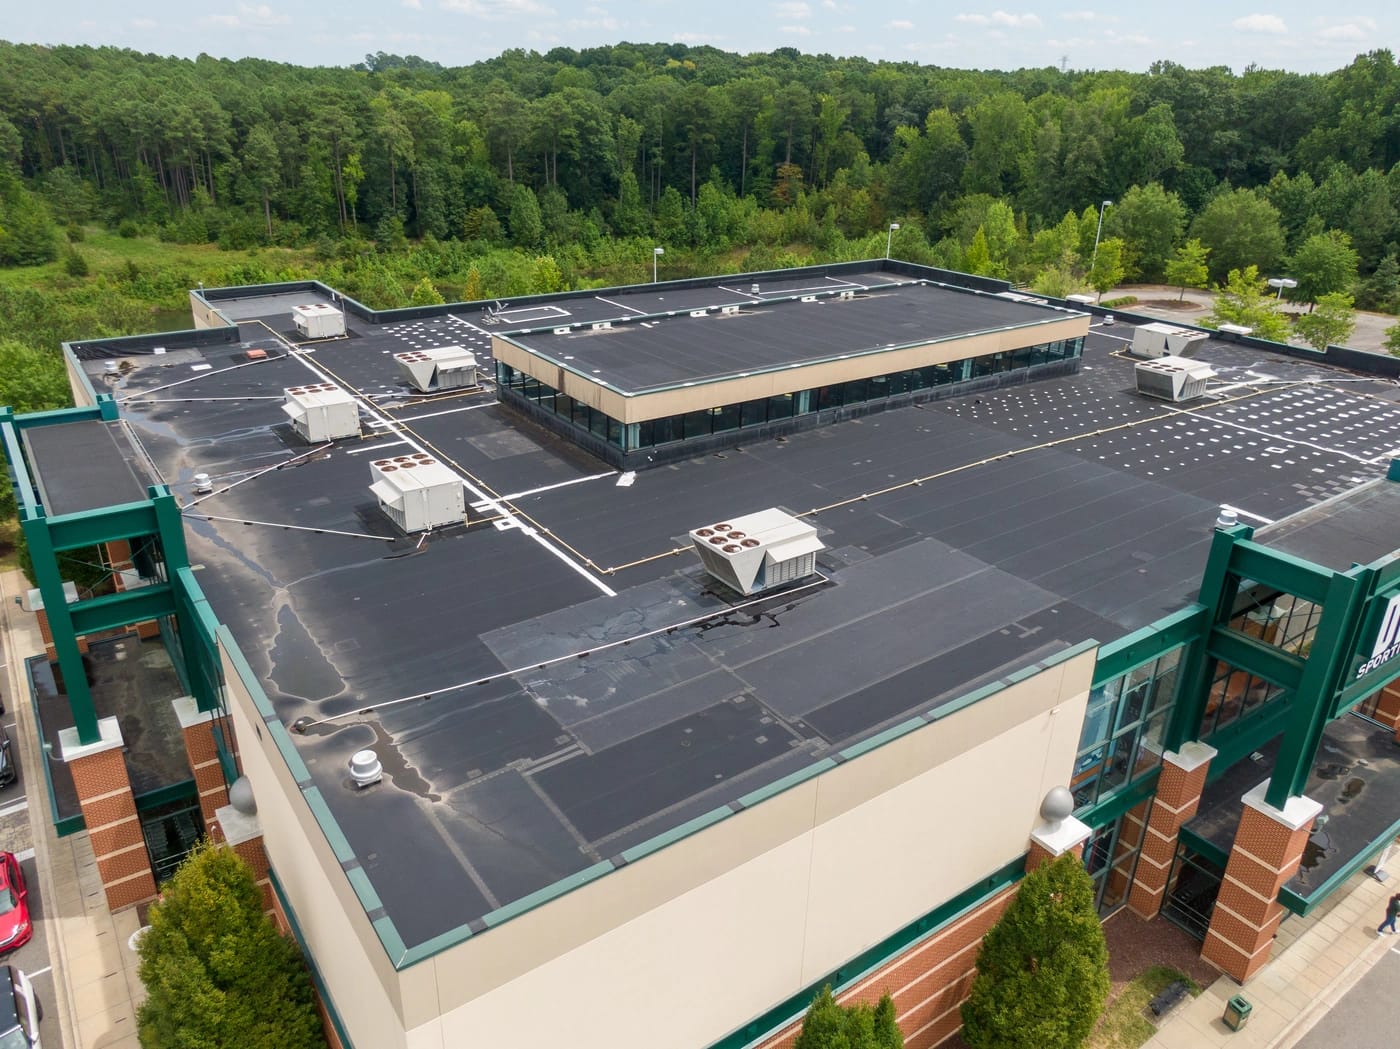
[349,750,383,788]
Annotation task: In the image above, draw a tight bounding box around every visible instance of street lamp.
[1091,200,1112,267]
[886,222,900,259]
[1267,276,1297,301]
[653,246,664,284]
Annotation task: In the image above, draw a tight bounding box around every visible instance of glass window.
[769,393,796,419]
[741,399,768,428]
[682,410,711,440]
[711,403,741,433]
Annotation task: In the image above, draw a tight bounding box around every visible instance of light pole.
[886,222,900,259]
[1267,276,1297,301]
[1091,200,1112,268]
[653,246,664,284]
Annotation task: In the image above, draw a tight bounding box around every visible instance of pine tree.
[794,987,904,1049]
[961,854,1109,1049]
[136,842,325,1049]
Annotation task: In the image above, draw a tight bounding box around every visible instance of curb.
[1,568,81,1049]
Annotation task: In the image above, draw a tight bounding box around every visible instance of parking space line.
[0,799,28,818]
[14,848,34,862]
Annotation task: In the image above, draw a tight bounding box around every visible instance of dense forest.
[4,39,1400,346]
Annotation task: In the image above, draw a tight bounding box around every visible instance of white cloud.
[888,19,914,30]
[131,17,157,29]
[675,31,724,43]
[781,24,813,36]
[441,0,554,18]
[955,11,1042,29]
[402,0,422,9]
[822,0,837,8]
[205,3,290,28]
[1232,14,1287,34]
[773,1,812,19]
[1318,17,1376,41]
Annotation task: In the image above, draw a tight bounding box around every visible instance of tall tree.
[1288,230,1359,310]
[1165,238,1211,301]
[961,855,1109,1049]
[1189,188,1286,281]
[1293,291,1356,349]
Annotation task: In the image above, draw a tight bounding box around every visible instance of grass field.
[1087,966,1199,1049]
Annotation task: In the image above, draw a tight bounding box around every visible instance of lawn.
[1086,965,1199,1049]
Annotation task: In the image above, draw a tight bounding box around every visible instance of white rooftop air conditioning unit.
[291,303,346,339]
[1135,356,1216,403]
[394,345,478,393]
[281,383,360,442]
[368,453,466,532]
[1130,321,1209,359]
[689,508,823,595]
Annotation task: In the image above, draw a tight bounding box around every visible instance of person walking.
[1379,893,1400,934]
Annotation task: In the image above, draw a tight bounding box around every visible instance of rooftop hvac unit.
[689,508,823,596]
[368,453,466,532]
[1129,321,1209,359]
[394,345,478,393]
[281,383,360,442]
[1134,356,1216,403]
[291,303,346,339]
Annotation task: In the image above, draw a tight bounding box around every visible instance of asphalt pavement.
[1295,938,1400,1049]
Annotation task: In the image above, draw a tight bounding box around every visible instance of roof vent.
[369,455,466,532]
[394,345,478,393]
[282,382,360,442]
[103,359,120,376]
[193,472,213,494]
[721,305,740,314]
[750,284,760,294]
[1129,321,1209,360]
[688,508,823,595]
[1216,506,1239,530]
[690,309,709,317]
[291,303,345,339]
[1135,356,1215,402]
[349,749,383,788]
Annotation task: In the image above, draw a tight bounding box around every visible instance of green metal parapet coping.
[1227,538,1335,606]
[1092,605,1208,686]
[707,855,1029,1049]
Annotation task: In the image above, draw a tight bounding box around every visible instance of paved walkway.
[2,567,145,1049]
[1144,848,1400,1049]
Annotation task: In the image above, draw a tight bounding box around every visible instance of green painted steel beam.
[1333,658,1400,715]
[1266,568,1372,808]
[68,583,175,635]
[1167,526,1251,753]
[1206,627,1306,691]
[1202,695,1296,775]
[151,487,190,567]
[0,412,39,518]
[20,509,100,743]
[1227,539,1334,605]
[1093,605,1208,686]
[6,403,106,429]
[46,499,159,551]
[1176,826,1229,868]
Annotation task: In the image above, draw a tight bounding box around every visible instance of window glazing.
[1074,646,1182,810]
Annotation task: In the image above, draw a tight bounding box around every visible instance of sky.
[4,1,1393,74]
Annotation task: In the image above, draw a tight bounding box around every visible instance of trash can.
[1223,995,1252,1031]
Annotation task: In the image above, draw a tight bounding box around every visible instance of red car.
[0,855,30,954]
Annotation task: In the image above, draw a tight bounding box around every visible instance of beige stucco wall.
[64,351,97,408]
[219,642,410,1049]
[494,313,1088,425]
[189,290,234,331]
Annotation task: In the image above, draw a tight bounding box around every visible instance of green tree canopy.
[1189,188,1286,281]
[1107,182,1185,282]
[1293,290,1356,349]
[1287,229,1359,309]
[1205,264,1291,342]
[961,854,1109,1049]
[794,986,903,1049]
[1165,238,1211,300]
[1088,237,1126,300]
[136,842,325,1049]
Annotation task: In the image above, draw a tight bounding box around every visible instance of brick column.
[1128,741,1216,919]
[216,801,275,915]
[1371,681,1400,742]
[59,716,158,910]
[1201,782,1322,982]
[174,696,230,835]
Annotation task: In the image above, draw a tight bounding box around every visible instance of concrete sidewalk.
[1144,849,1400,1049]
[2,567,145,1049]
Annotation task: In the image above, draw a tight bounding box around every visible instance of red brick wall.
[755,886,1016,1049]
[68,745,157,910]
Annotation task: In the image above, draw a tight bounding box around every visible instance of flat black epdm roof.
[22,420,151,516]
[59,270,1400,951]
[506,278,1079,394]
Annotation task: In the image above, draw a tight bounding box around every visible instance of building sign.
[1356,592,1400,679]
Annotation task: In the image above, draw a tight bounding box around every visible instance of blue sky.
[6,1,1392,73]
